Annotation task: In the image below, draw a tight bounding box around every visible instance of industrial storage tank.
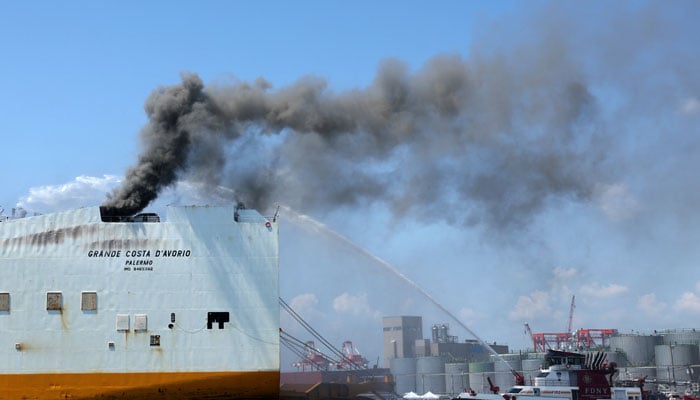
[493,355,522,391]
[610,334,661,366]
[390,357,417,396]
[662,330,700,347]
[468,361,495,393]
[445,362,469,396]
[654,344,699,383]
[416,356,446,394]
[604,351,628,368]
[521,357,545,386]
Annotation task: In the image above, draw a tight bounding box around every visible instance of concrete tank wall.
[655,344,699,383]
[521,358,544,386]
[416,356,446,394]
[493,357,522,391]
[662,330,700,347]
[469,361,494,373]
[605,351,628,368]
[390,357,417,395]
[445,362,469,397]
[610,334,661,366]
[468,362,494,393]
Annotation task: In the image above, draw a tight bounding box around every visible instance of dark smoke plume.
[102,53,604,228]
[101,1,700,231]
[102,76,206,216]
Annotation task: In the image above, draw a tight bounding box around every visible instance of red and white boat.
[454,350,645,400]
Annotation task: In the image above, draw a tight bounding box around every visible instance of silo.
[416,356,446,394]
[468,361,495,393]
[655,344,699,383]
[493,355,522,391]
[390,357,417,395]
[662,330,700,348]
[692,366,700,384]
[610,334,661,366]
[521,358,544,386]
[445,362,470,396]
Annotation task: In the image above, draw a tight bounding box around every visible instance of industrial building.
[383,316,510,396]
[383,316,424,367]
[282,314,700,399]
[609,329,700,390]
[383,316,700,398]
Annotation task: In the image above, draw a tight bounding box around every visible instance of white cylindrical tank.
[662,330,700,347]
[521,358,544,386]
[390,357,417,396]
[445,362,469,397]
[655,344,699,383]
[468,361,495,393]
[493,356,522,391]
[610,334,660,366]
[416,356,446,394]
[605,351,628,368]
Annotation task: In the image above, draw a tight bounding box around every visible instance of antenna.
[566,295,576,337]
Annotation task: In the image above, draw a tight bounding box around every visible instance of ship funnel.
[99,206,134,221]
[234,202,246,222]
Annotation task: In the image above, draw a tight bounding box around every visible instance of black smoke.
[103,3,699,230]
[101,54,601,227]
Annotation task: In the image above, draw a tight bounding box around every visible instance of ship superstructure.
[0,205,279,399]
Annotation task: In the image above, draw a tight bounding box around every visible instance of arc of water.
[278,204,515,372]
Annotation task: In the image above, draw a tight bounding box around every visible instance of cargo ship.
[0,205,279,399]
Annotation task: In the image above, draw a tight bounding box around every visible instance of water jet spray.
[279,204,521,376]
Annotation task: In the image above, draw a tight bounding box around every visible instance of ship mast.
[566,295,575,346]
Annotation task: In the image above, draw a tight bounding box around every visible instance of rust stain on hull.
[0,370,279,399]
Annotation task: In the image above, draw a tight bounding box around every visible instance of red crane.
[526,295,616,352]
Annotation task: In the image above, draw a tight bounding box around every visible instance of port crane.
[525,295,616,351]
[279,298,370,371]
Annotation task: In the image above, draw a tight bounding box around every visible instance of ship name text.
[87,249,192,258]
[87,249,192,272]
[581,388,610,396]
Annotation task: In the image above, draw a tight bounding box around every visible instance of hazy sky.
[2,1,700,370]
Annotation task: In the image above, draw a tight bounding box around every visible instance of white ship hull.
[0,205,279,399]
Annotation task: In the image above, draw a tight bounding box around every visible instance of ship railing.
[235,215,267,223]
[535,379,572,387]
